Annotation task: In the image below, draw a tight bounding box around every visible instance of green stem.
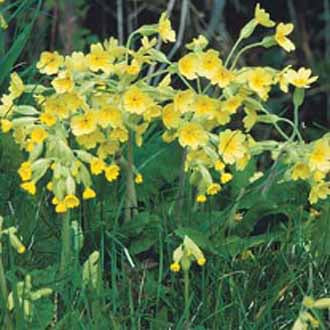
[230,41,263,70]
[184,270,190,319]
[59,212,71,277]
[0,217,14,330]
[178,73,195,91]
[140,69,169,83]
[124,132,138,222]
[224,36,243,68]
[290,104,303,141]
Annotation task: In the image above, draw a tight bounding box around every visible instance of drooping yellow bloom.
[207,183,221,195]
[248,68,273,99]
[198,49,222,80]
[1,119,13,133]
[221,172,233,184]
[291,163,310,181]
[90,158,105,175]
[178,53,199,80]
[105,164,120,182]
[40,111,57,127]
[55,201,67,213]
[51,71,74,94]
[162,103,181,129]
[135,174,143,184]
[9,72,24,98]
[254,3,275,27]
[97,141,119,159]
[308,138,330,172]
[36,51,64,75]
[193,95,217,119]
[275,23,295,52]
[286,67,318,88]
[71,112,97,136]
[178,122,209,150]
[222,96,243,115]
[158,12,176,43]
[98,106,123,128]
[243,107,258,132]
[18,161,32,181]
[174,90,195,113]
[309,182,330,204]
[123,87,151,115]
[64,194,80,208]
[43,95,70,119]
[214,160,225,172]
[196,194,207,203]
[218,129,247,164]
[83,187,96,200]
[170,262,180,272]
[211,66,235,88]
[20,181,36,195]
[86,43,113,73]
[65,52,88,72]
[31,127,48,143]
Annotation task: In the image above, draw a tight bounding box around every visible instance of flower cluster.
[0,4,324,213]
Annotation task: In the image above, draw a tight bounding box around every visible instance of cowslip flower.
[71,112,97,136]
[286,67,318,88]
[207,183,221,195]
[275,23,295,52]
[308,138,330,172]
[9,72,24,99]
[31,127,48,144]
[198,49,222,80]
[20,181,36,195]
[36,51,64,75]
[123,87,151,115]
[254,3,275,27]
[309,182,330,204]
[64,194,80,209]
[18,161,32,181]
[1,119,12,133]
[218,129,247,164]
[291,163,310,181]
[178,122,209,150]
[105,164,120,182]
[247,67,273,99]
[51,71,74,94]
[170,236,206,272]
[86,43,113,73]
[83,187,96,200]
[158,12,176,43]
[178,53,199,80]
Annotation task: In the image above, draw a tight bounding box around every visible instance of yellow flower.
[105,164,120,182]
[196,194,207,203]
[222,96,243,115]
[162,103,181,129]
[36,51,64,75]
[46,182,53,191]
[170,262,180,272]
[97,141,119,159]
[51,71,74,94]
[197,257,206,266]
[221,172,233,184]
[31,127,48,143]
[243,107,258,132]
[309,182,330,204]
[135,174,143,184]
[193,95,217,119]
[211,67,235,88]
[254,3,275,27]
[174,90,195,113]
[123,87,151,115]
[65,51,88,72]
[9,72,24,98]
[248,68,273,99]
[218,129,247,164]
[158,12,176,43]
[308,138,330,172]
[90,158,105,175]
[1,119,13,133]
[198,49,222,80]
[110,128,129,143]
[178,122,209,150]
[275,23,295,52]
[214,160,225,172]
[291,163,310,181]
[43,95,70,119]
[178,53,199,80]
[207,183,221,195]
[83,187,96,200]
[98,106,123,128]
[40,111,57,127]
[64,194,80,209]
[86,43,113,73]
[21,181,36,195]
[55,201,67,213]
[71,112,97,136]
[286,67,318,88]
[18,161,32,181]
